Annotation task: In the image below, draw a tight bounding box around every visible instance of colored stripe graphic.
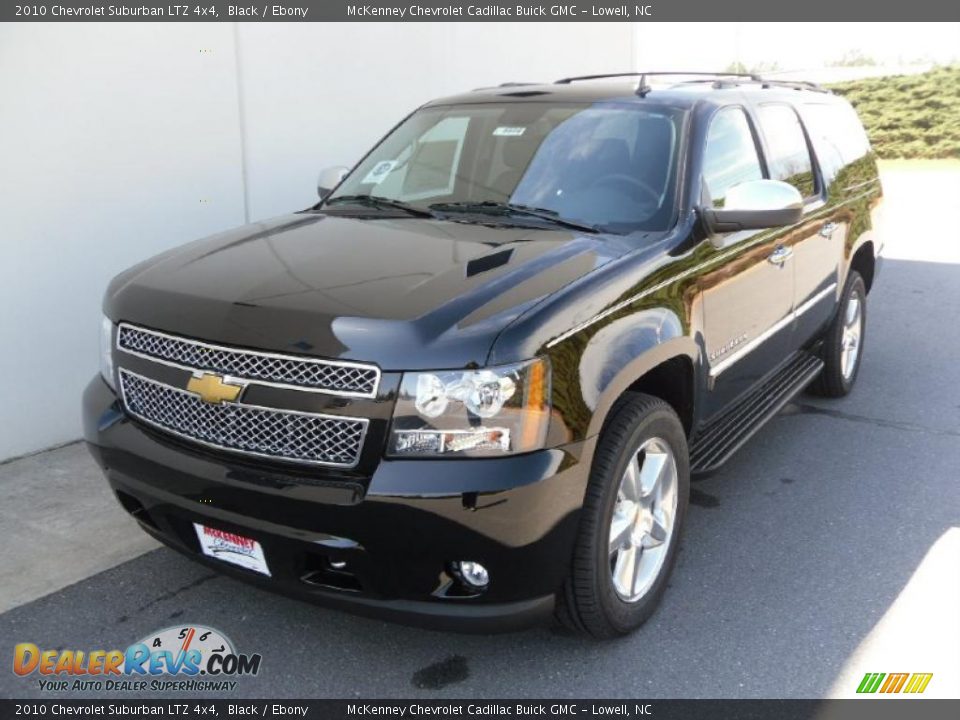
[880,673,909,693]
[857,672,933,694]
[903,673,933,694]
[857,673,885,693]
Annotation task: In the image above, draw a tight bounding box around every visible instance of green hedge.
[827,66,960,159]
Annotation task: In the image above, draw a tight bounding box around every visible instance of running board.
[690,352,824,474]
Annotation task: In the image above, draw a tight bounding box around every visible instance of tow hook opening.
[300,554,362,593]
[114,490,158,531]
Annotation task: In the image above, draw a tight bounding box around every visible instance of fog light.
[454,560,489,589]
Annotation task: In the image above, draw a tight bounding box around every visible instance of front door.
[755,102,842,344]
[698,106,796,417]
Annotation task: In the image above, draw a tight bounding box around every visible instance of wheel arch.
[849,240,876,293]
[623,355,696,436]
[582,335,701,441]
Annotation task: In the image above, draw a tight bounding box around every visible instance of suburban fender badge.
[709,333,749,362]
[186,372,244,405]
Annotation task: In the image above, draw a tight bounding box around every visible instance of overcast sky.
[635,22,960,72]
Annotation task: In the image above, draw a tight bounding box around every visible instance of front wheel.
[556,393,689,638]
[811,271,867,397]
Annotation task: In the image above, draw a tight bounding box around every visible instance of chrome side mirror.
[317,166,350,199]
[702,179,803,233]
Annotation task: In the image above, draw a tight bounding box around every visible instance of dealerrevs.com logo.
[13,625,262,692]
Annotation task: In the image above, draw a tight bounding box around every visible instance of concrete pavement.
[0,442,157,614]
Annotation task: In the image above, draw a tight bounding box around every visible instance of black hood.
[105,213,633,369]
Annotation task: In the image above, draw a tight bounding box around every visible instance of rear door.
[699,106,796,416]
[755,102,841,345]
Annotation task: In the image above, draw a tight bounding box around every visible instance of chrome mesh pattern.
[117,324,379,396]
[119,370,367,467]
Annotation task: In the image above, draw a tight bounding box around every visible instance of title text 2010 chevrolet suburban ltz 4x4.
[84,72,883,637]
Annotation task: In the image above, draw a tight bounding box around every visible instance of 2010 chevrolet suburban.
[84,72,883,637]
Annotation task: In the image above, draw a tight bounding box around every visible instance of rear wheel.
[811,271,867,397]
[557,393,689,638]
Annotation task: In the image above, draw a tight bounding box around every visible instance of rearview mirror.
[702,179,803,233]
[317,166,350,199]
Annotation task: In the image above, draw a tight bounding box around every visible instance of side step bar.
[690,351,824,474]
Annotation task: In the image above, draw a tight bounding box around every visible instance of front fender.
[543,306,700,447]
[581,314,699,440]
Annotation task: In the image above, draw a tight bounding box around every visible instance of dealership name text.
[346,4,653,18]
[346,706,650,717]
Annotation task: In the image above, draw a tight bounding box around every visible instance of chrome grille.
[117,323,379,397]
[119,370,367,467]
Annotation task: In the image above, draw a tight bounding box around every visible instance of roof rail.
[759,78,828,92]
[554,71,763,97]
[471,81,543,92]
[552,71,828,96]
[554,71,762,84]
[692,77,829,93]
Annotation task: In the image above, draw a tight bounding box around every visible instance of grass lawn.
[828,66,960,160]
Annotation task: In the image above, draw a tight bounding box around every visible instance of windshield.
[325,102,684,234]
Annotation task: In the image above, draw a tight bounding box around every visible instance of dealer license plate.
[193,523,271,576]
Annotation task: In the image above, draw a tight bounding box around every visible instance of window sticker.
[362,160,397,185]
[493,126,526,137]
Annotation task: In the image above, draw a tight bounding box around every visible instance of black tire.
[810,271,867,398]
[556,393,689,638]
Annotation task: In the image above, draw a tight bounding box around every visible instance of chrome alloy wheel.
[608,437,679,603]
[841,290,863,381]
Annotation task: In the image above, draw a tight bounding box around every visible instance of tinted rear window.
[800,102,872,180]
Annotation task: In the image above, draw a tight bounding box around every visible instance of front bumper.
[83,377,593,631]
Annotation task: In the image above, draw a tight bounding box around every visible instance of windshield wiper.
[325,195,436,218]
[509,203,603,233]
[430,201,599,234]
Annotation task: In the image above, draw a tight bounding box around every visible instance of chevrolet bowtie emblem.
[186,373,244,405]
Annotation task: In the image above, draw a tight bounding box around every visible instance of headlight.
[388,358,550,457]
[100,315,116,390]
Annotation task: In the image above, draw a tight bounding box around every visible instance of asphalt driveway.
[2,163,958,699]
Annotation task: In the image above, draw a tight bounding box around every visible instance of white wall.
[0,22,634,461]
[237,23,635,219]
[0,23,247,461]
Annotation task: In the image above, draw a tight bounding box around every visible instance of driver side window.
[703,108,763,208]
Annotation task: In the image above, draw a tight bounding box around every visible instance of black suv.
[84,72,883,637]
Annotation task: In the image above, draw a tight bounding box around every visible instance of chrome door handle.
[820,222,838,238]
[768,245,793,265]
